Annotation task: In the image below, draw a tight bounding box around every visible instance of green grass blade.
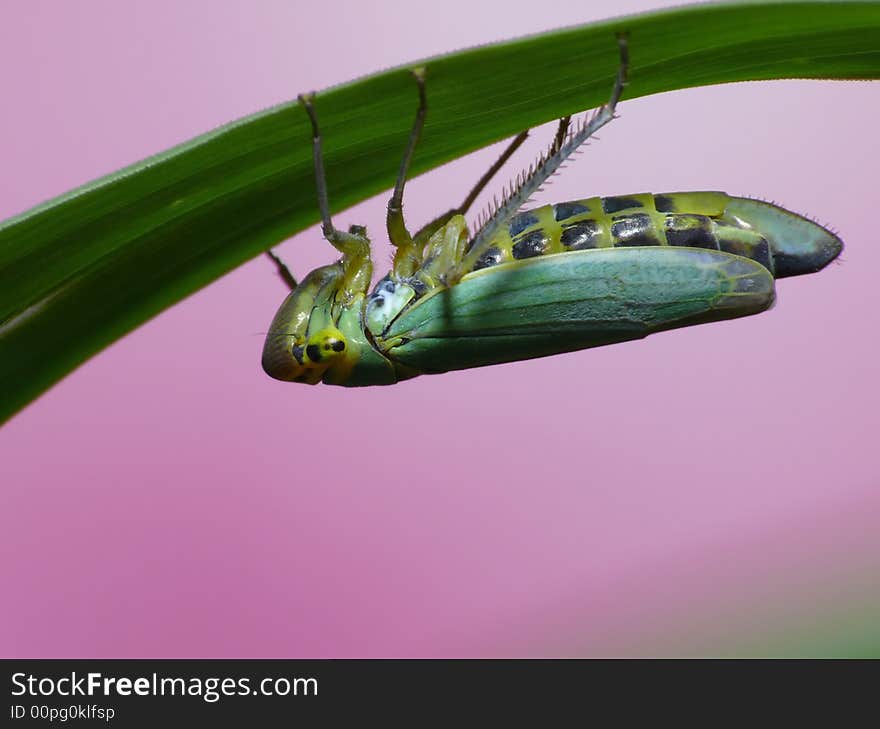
[1,0,878,423]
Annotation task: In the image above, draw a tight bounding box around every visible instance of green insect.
[262,35,842,387]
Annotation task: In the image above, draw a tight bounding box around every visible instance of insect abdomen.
[460,191,841,278]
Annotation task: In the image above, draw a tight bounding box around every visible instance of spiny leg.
[387,68,428,278]
[410,131,533,289]
[466,33,630,255]
[265,249,297,290]
[551,116,571,155]
[412,129,530,247]
[412,98,567,287]
[454,131,531,220]
[298,93,372,301]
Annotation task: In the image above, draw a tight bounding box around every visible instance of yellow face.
[262,318,350,384]
[262,276,399,386]
[286,326,349,384]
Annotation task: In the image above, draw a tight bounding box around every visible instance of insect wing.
[382,247,775,373]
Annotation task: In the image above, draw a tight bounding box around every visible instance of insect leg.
[551,116,571,155]
[410,130,532,288]
[458,131,531,216]
[412,130,530,247]
[387,68,428,279]
[265,249,298,290]
[298,93,372,302]
[413,118,565,287]
[466,33,629,254]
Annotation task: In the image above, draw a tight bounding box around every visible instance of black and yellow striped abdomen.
[460,191,778,275]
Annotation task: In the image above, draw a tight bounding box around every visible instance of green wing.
[383,247,775,373]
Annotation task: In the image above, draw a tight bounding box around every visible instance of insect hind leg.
[412,129,530,249]
[465,33,630,255]
[411,132,534,289]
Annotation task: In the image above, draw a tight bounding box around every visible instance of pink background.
[2,0,878,657]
